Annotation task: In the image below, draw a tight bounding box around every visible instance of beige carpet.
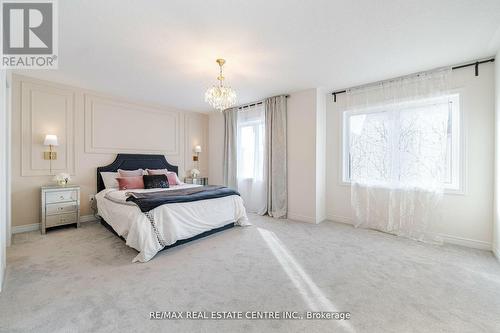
[1,215,500,333]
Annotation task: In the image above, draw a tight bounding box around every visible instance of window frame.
[340,93,464,194]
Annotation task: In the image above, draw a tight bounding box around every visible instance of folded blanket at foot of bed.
[126,185,240,212]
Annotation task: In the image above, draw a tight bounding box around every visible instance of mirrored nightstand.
[184,177,208,185]
[40,185,80,234]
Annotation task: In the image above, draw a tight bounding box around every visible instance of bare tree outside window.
[345,94,460,189]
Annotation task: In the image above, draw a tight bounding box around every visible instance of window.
[237,117,265,181]
[342,94,461,190]
[236,105,267,214]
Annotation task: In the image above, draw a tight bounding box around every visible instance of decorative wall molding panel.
[21,81,76,176]
[184,113,208,175]
[84,93,180,155]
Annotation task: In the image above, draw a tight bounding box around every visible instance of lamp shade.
[43,134,59,146]
[194,145,202,153]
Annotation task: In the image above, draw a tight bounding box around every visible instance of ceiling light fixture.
[205,58,237,111]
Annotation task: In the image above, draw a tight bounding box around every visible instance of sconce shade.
[44,134,59,146]
[194,145,202,153]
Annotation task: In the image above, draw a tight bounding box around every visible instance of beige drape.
[264,96,287,218]
[223,107,238,189]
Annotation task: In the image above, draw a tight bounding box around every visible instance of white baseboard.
[80,215,99,223]
[493,247,500,262]
[326,214,492,251]
[12,215,98,234]
[287,212,317,224]
[436,234,491,251]
[12,223,39,234]
[0,263,5,293]
[327,214,354,225]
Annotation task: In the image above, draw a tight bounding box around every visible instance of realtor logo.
[1,0,58,68]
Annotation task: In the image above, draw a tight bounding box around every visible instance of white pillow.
[101,172,119,189]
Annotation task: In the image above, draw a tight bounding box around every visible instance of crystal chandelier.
[205,59,237,111]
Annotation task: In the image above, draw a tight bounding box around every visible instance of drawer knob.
[59,195,64,200]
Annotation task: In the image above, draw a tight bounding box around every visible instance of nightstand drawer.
[46,212,78,227]
[46,202,78,215]
[46,190,78,204]
[184,177,208,185]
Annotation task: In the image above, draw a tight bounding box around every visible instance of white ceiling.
[17,0,500,112]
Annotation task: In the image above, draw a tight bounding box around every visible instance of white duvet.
[95,184,249,262]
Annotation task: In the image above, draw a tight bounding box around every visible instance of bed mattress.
[96,184,249,262]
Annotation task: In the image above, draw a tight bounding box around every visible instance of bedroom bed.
[95,154,249,262]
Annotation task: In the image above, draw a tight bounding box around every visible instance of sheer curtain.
[346,68,452,243]
[237,104,267,214]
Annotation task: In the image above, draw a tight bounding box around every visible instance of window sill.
[338,180,466,196]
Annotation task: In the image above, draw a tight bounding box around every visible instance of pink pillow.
[116,176,144,190]
[146,169,181,185]
[118,169,144,177]
[166,173,179,186]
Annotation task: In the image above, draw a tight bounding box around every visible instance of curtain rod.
[237,94,290,110]
[330,57,495,102]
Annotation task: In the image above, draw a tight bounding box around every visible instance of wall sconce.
[44,134,58,175]
[44,134,58,160]
[193,145,202,162]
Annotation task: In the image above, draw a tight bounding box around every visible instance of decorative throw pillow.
[143,175,169,189]
[166,173,180,186]
[116,176,144,190]
[118,169,144,177]
[146,169,181,185]
[100,172,119,189]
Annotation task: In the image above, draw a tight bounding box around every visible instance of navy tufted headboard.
[96,154,179,193]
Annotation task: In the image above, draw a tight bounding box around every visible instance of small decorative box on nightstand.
[40,185,80,234]
[184,177,208,185]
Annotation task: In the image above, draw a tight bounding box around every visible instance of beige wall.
[495,50,500,259]
[287,89,318,222]
[287,88,327,223]
[11,75,209,228]
[315,88,327,223]
[208,112,224,186]
[326,63,496,249]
